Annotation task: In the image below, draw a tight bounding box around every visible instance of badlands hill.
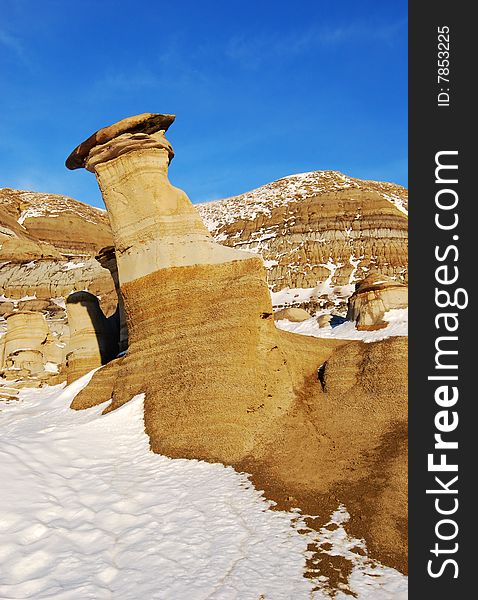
[0,187,112,257]
[0,188,115,312]
[198,170,408,312]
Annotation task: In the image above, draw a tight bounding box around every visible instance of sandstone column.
[346,273,408,330]
[96,246,128,353]
[4,311,49,361]
[65,291,118,384]
[66,113,303,462]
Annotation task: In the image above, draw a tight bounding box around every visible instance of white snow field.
[275,308,408,343]
[0,372,407,599]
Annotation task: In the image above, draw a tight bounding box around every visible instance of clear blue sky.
[0,0,407,208]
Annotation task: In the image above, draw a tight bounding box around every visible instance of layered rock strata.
[3,311,49,360]
[65,113,408,572]
[67,113,311,462]
[0,188,118,354]
[346,273,408,330]
[0,187,113,256]
[1,170,407,337]
[0,311,65,383]
[197,171,408,312]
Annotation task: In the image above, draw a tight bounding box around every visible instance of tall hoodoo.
[66,112,307,461]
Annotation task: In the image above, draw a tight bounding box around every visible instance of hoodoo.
[65,291,118,384]
[66,112,330,462]
[66,113,408,572]
[346,273,408,330]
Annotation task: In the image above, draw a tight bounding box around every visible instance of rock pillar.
[65,291,118,383]
[65,113,304,462]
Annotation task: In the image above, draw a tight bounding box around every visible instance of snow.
[0,293,37,305]
[61,261,86,272]
[0,371,407,598]
[10,190,108,227]
[316,259,343,297]
[308,506,407,599]
[197,170,408,233]
[276,308,408,342]
[271,286,317,306]
[382,193,408,216]
[51,297,66,309]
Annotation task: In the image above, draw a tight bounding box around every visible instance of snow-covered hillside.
[196,170,408,302]
[197,170,408,231]
[0,188,107,227]
[0,372,407,599]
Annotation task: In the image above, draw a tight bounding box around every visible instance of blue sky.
[0,0,407,208]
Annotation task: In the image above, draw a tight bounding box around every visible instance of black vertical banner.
[409,2,473,598]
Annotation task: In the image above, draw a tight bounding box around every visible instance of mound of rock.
[274,307,311,322]
[0,188,120,374]
[346,273,408,330]
[0,187,112,256]
[0,311,65,384]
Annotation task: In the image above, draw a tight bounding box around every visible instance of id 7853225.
[437,26,450,107]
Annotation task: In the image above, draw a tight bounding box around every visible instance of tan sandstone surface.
[64,113,408,574]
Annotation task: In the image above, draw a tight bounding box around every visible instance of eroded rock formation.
[65,291,118,384]
[346,273,408,330]
[1,168,408,324]
[65,113,408,572]
[273,307,311,322]
[0,311,65,383]
[197,171,408,313]
[3,311,49,359]
[67,113,319,463]
[0,187,113,256]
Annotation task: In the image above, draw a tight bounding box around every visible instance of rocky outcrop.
[65,112,176,170]
[66,113,311,463]
[65,113,408,572]
[65,291,118,384]
[197,171,408,313]
[317,337,408,572]
[0,187,113,256]
[0,257,116,308]
[3,311,49,359]
[273,307,311,322]
[0,170,407,365]
[1,170,408,322]
[0,311,65,383]
[0,237,62,261]
[346,273,408,330]
[0,188,119,362]
[317,314,332,328]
